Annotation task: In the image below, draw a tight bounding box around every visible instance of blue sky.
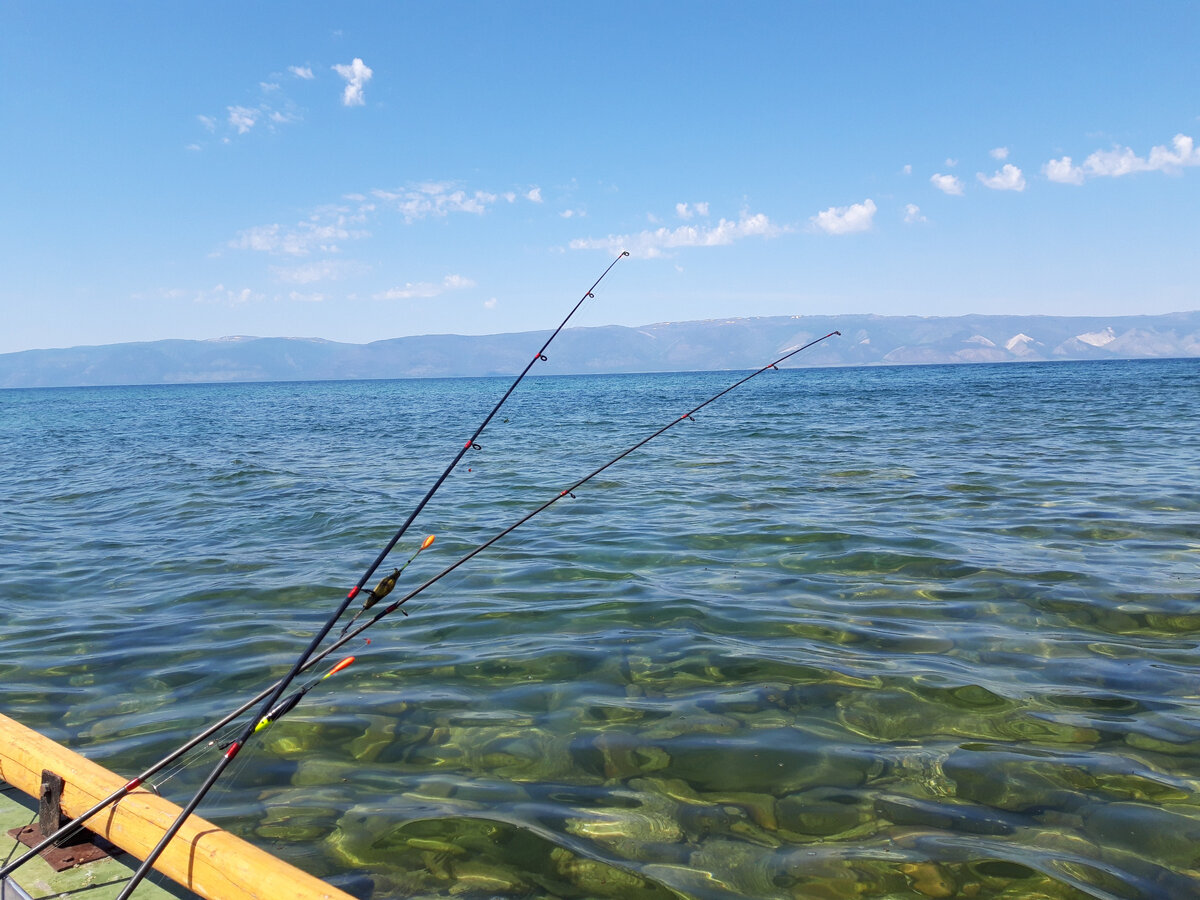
[2,1,1198,354]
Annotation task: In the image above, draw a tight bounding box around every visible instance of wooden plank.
[0,713,355,900]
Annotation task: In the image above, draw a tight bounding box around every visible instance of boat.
[0,712,354,900]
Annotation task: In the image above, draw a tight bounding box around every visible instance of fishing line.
[111,252,630,900]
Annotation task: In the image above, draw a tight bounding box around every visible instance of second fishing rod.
[99,251,630,900]
[4,254,628,886]
[43,326,837,895]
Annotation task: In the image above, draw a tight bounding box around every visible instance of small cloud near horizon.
[977,164,1026,191]
[570,209,783,258]
[811,198,877,235]
[675,202,710,220]
[374,273,475,301]
[227,106,259,134]
[1046,133,1199,184]
[930,173,964,196]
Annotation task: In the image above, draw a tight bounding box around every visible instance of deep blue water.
[1,358,1198,900]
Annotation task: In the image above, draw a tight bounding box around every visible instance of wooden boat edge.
[0,713,355,900]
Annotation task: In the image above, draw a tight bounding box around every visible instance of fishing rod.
[112,251,629,899]
[4,255,626,885]
[14,327,837,891]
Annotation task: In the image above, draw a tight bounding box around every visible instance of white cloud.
[990,147,1009,160]
[811,198,877,235]
[333,58,373,106]
[570,211,783,258]
[484,298,498,309]
[903,203,927,224]
[231,208,370,256]
[271,259,366,284]
[288,291,328,303]
[675,202,710,220]
[1146,133,1200,170]
[930,173,964,195]
[197,114,216,132]
[232,180,521,263]
[526,187,543,203]
[1083,146,1147,177]
[1084,133,1199,176]
[1044,156,1085,185]
[977,163,1026,191]
[289,65,315,80]
[901,164,912,175]
[1045,133,1200,185]
[372,182,499,222]
[945,158,959,167]
[374,274,475,301]
[227,106,259,134]
[192,284,263,305]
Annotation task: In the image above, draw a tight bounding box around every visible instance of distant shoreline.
[2,311,1197,389]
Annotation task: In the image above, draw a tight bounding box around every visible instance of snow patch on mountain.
[1077,327,1116,348]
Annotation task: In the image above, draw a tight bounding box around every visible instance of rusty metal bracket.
[4,770,115,871]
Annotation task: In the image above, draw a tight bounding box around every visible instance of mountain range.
[2,311,1198,388]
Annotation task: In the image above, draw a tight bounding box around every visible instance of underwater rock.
[550,847,657,897]
[346,713,401,762]
[289,754,355,788]
[776,786,871,837]
[697,683,790,715]
[1124,728,1200,757]
[399,774,531,810]
[627,776,780,846]
[838,686,1101,745]
[667,728,880,795]
[571,731,673,780]
[943,745,1083,813]
[1090,769,1192,803]
[685,838,790,898]
[565,789,684,852]
[642,708,743,740]
[470,728,575,781]
[254,800,339,842]
[446,860,526,895]
[872,793,1020,836]
[899,862,956,899]
[1080,801,1200,863]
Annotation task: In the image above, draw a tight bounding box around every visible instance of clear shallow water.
[1,358,1198,900]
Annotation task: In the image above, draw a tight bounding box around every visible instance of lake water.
[1,358,1198,900]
